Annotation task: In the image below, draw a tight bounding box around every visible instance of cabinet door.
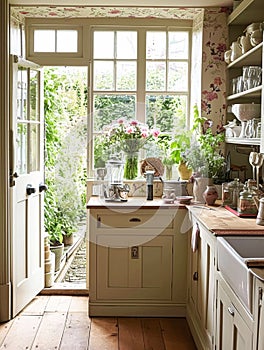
[254,279,264,350]
[216,281,252,350]
[187,220,216,347]
[96,235,172,300]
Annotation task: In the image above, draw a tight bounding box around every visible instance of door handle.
[26,184,36,195]
[39,183,48,192]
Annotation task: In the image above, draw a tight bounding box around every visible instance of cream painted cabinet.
[253,277,264,350]
[216,275,253,350]
[186,214,216,350]
[88,206,189,317]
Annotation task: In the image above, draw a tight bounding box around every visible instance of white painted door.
[10,55,45,317]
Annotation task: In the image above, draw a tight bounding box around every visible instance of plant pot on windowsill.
[63,233,74,246]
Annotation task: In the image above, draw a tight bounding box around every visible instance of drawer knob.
[193,272,198,281]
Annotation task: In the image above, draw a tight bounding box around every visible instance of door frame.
[0,0,12,322]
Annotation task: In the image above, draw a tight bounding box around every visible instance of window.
[91,27,191,171]
[32,28,79,53]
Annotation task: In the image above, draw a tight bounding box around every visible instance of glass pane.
[29,70,39,121]
[169,32,189,59]
[146,62,166,91]
[16,123,27,174]
[168,62,188,91]
[57,30,78,52]
[146,95,187,133]
[94,61,114,90]
[34,30,55,52]
[116,31,137,59]
[116,61,136,90]
[17,67,28,120]
[146,32,166,59]
[29,124,40,172]
[93,94,136,131]
[93,31,114,59]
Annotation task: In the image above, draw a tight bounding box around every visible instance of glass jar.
[237,185,258,215]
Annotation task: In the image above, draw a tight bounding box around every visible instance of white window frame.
[89,25,192,176]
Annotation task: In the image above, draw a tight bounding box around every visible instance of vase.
[124,153,138,180]
[165,165,173,180]
[178,161,192,181]
[193,177,213,203]
[203,185,218,206]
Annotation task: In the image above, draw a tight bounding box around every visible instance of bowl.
[176,195,193,204]
[231,103,261,122]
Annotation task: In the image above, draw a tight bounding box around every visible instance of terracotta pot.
[63,234,74,246]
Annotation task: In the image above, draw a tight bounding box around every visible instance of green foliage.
[44,67,87,243]
[185,105,225,178]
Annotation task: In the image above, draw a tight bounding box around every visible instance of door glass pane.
[17,67,28,120]
[116,31,137,59]
[146,95,187,133]
[94,61,114,90]
[93,31,114,59]
[29,124,40,172]
[93,94,136,131]
[116,61,136,90]
[16,123,27,174]
[168,62,188,91]
[146,32,166,59]
[146,62,166,91]
[30,70,39,121]
[168,32,189,59]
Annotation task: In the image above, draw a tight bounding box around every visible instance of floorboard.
[0,296,197,350]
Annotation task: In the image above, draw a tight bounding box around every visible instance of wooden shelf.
[227,42,262,68]
[227,85,262,101]
[228,0,264,25]
[225,137,260,145]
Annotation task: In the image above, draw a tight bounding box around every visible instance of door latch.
[26,184,36,195]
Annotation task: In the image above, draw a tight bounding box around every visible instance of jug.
[239,33,252,54]
[230,40,242,61]
[256,197,264,225]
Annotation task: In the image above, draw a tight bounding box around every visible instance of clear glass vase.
[124,153,138,180]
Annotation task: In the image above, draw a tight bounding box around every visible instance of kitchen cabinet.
[253,274,264,350]
[186,213,217,350]
[215,273,253,350]
[88,204,189,316]
[225,0,263,148]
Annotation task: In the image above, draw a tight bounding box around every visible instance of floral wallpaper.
[11,6,203,21]
[201,8,230,130]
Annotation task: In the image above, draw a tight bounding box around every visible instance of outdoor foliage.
[44,67,87,243]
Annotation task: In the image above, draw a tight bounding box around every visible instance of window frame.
[89,25,192,176]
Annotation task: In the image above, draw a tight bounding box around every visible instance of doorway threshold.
[40,282,89,296]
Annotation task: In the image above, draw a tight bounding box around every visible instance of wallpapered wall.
[201,8,229,130]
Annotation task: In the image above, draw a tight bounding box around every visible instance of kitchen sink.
[217,236,264,312]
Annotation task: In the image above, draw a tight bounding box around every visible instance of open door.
[10,55,45,317]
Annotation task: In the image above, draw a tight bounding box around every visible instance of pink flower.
[117,118,124,124]
[152,129,160,137]
[126,127,133,134]
[141,131,148,138]
[130,120,138,126]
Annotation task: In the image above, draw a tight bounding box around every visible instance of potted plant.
[185,105,225,202]
[157,131,193,181]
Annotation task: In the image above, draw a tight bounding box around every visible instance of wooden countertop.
[188,204,264,235]
[86,196,186,210]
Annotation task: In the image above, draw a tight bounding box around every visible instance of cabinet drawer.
[96,211,174,229]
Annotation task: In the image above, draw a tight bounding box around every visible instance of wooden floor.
[0,295,197,350]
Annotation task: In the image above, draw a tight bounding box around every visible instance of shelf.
[225,137,260,145]
[227,42,263,68]
[228,0,264,25]
[227,85,262,101]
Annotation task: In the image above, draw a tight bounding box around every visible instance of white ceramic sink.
[217,236,264,312]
